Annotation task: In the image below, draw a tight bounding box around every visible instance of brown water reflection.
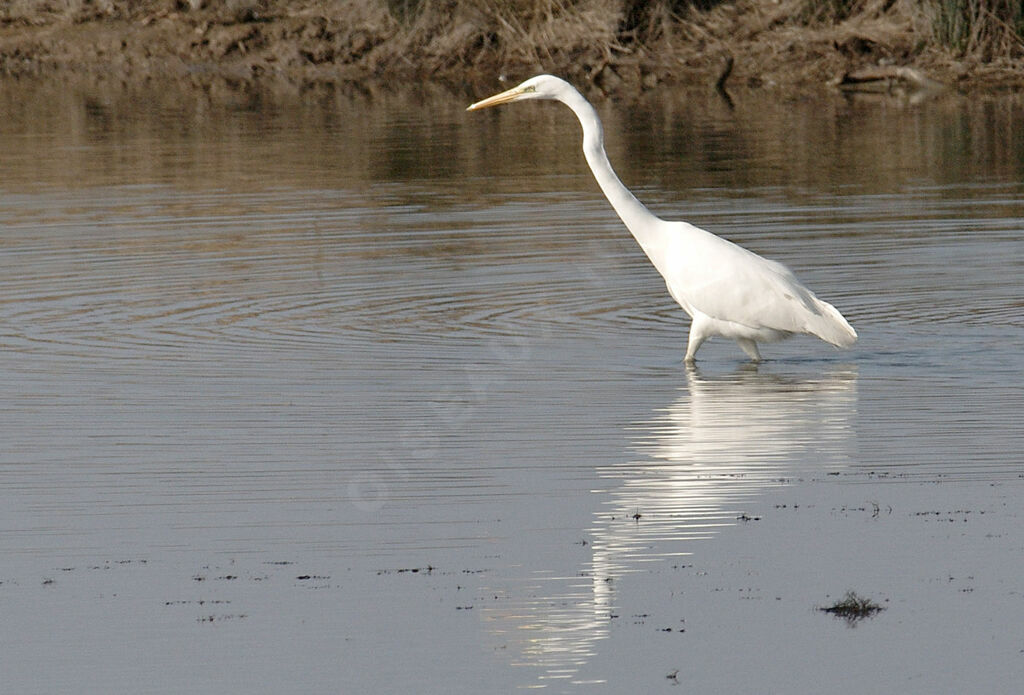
[4,78,1024,195]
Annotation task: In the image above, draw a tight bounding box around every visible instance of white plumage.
[468,74,856,362]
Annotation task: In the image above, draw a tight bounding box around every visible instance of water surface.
[0,79,1022,693]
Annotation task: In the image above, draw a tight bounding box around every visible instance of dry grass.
[390,0,633,82]
[928,0,1024,59]
[1,1,1022,89]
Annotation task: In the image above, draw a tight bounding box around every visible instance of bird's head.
[466,75,571,111]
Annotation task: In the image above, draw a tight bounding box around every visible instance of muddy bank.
[1,1,1023,95]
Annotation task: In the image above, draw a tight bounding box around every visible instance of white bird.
[467,75,857,363]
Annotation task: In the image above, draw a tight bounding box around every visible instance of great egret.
[467,75,857,363]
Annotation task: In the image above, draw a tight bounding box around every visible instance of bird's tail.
[807,299,858,348]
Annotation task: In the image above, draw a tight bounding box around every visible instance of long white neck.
[558,87,665,252]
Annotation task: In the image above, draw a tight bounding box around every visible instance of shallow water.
[0,79,1022,693]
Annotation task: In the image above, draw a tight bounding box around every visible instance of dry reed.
[1,1,1022,88]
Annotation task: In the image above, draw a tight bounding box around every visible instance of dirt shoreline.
[1,1,1023,95]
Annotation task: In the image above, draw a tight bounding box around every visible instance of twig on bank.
[835,65,945,92]
[714,53,734,92]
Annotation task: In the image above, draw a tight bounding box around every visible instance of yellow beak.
[466,86,526,111]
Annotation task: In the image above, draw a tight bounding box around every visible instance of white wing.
[654,222,856,346]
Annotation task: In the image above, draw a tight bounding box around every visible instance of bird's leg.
[736,338,762,362]
[684,326,706,363]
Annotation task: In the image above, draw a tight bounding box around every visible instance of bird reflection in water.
[482,364,857,686]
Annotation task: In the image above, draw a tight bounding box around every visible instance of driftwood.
[836,66,945,92]
[714,54,734,92]
[712,53,735,109]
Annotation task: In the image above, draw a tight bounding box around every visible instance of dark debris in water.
[197,613,248,624]
[819,591,886,625]
[377,565,435,575]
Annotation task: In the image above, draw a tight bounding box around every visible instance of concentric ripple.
[0,186,683,368]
